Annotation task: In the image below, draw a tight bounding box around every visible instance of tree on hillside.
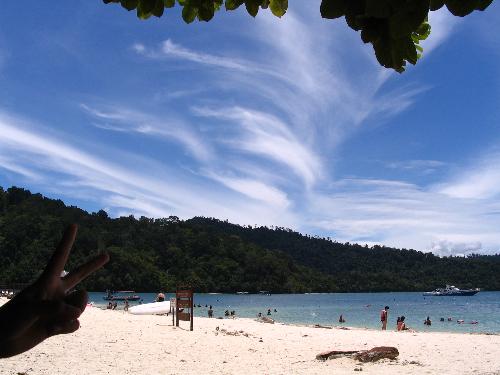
[102,0,493,72]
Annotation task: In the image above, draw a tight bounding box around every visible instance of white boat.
[128,301,171,315]
[236,291,249,294]
[423,285,480,296]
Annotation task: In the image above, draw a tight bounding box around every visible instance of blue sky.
[1,1,500,256]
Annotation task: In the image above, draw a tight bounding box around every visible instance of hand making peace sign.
[0,224,109,358]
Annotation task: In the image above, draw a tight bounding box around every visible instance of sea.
[88,291,500,334]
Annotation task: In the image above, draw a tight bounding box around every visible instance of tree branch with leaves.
[102,0,493,72]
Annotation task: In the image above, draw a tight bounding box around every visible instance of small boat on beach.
[423,285,480,296]
[103,290,141,301]
[129,300,171,315]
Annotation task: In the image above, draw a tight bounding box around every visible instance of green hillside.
[1,186,498,292]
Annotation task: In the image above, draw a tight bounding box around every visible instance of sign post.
[170,297,176,326]
[175,287,194,331]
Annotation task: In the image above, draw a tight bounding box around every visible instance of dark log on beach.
[316,346,399,362]
[353,346,399,362]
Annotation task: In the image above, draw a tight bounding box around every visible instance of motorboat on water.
[103,290,141,301]
[423,285,480,296]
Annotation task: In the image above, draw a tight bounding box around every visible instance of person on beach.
[156,293,165,302]
[124,300,129,312]
[0,224,109,358]
[339,314,346,323]
[424,316,431,326]
[267,309,272,316]
[208,308,213,318]
[398,316,410,331]
[380,306,389,330]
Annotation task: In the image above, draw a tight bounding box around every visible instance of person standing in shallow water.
[380,306,389,330]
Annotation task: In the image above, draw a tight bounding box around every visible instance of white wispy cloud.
[134,39,262,74]
[422,8,461,55]
[307,176,500,255]
[194,106,322,187]
[0,111,297,228]
[387,159,448,174]
[204,170,290,209]
[437,151,500,199]
[80,103,213,162]
[0,156,42,181]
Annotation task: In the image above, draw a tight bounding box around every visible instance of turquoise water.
[88,291,500,334]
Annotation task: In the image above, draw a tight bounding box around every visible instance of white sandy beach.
[1,297,499,375]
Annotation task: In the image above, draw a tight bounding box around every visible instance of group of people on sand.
[380,306,436,331]
[204,306,237,319]
[257,308,277,318]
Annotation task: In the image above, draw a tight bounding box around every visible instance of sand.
[1,297,499,375]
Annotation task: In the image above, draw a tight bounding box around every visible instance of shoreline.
[1,298,499,374]
[88,290,500,335]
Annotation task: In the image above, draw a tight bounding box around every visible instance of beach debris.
[316,350,359,361]
[401,360,424,366]
[313,324,332,329]
[353,347,399,362]
[216,328,251,337]
[354,367,363,371]
[257,316,275,324]
[316,347,399,362]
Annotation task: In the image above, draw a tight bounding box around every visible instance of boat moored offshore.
[423,285,480,296]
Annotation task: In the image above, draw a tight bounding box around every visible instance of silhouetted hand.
[0,224,109,358]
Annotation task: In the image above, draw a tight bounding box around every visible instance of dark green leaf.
[430,0,445,11]
[269,0,287,17]
[198,0,216,21]
[476,0,493,11]
[245,0,260,17]
[365,0,391,18]
[320,0,346,19]
[445,0,477,17]
[121,0,139,11]
[225,0,244,10]
[182,4,198,22]
[152,0,165,17]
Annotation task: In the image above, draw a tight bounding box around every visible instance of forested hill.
[1,186,499,292]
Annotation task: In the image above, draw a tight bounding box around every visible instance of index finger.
[42,224,78,279]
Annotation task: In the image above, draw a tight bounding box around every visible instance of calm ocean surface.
[88,291,500,333]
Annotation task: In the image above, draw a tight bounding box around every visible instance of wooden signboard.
[175,287,194,331]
